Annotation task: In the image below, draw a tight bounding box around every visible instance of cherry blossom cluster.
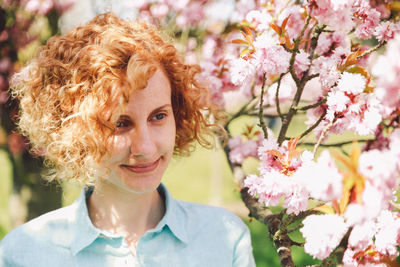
[228,132,263,165]
[244,135,343,215]
[211,0,400,265]
[131,0,209,28]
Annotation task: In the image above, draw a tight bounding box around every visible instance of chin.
[121,179,161,194]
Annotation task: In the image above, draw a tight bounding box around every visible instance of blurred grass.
[0,149,12,240]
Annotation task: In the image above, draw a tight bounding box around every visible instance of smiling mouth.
[121,158,160,174]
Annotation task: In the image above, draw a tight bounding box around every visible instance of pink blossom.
[344,203,365,226]
[344,210,400,266]
[359,149,399,194]
[324,72,381,135]
[277,5,306,40]
[176,2,205,27]
[337,72,366,95]
[294,50,310,78]
[372,35,400,116]
[245,10,272,32]
[0,88,9,104]
[150,4,169,18]
[312,56,340,89]
[228,136,259,165]
[300,214,348,260]
[326,89,349,121]
[257,136,281,174]
[252,33,291,77]
[316,33,332,55]
[374,210,400,258]
[24,0,54,15]
[333,46,351,66]
[246,135,315,212]
[244,171,285,207]
[374,21,400,42]
[354,2,381,39]
[362,183,388,222]
[201,37,217,60]
[244,174,262,196]
[342,247,358,267]
[164,0,189,11]
[348,221,375,251]
[138,11,154,24]
[307,0,355,32]
[315,31,350,57]
[232,0,256,22]
[296,150,343,202]
[230,58,255,86]
[0,57,12,73]
[283,180,309,215]
[8,133,28,156]
[389,128,400,161]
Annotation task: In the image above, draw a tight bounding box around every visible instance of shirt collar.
[70,186,101,255]
[150,184,188,244]
[69,184,188,255]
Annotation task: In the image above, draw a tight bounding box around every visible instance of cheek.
[108,136,130,163]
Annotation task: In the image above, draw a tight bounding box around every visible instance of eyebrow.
[152,104,173,112]
[119,104,173,118]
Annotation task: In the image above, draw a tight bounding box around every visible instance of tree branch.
[357,41,386,59]
[275,73,285,120]
[299,110,326,140]
[299,139,373,147]
[241,188,295,267]
[296,97,327,111]
[258,73,269,139]
[277,24,326,145]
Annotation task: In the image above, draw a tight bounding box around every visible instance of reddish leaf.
[281,15,291,31]
[232,39,249,45]
[270,23,282,35]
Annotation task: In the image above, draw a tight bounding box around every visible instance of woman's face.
[102,68,176,194]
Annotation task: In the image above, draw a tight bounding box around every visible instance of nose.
[129,125,156,159]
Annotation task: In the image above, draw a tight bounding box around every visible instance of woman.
[0,13,255,266]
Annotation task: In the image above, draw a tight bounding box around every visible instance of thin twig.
[299,139,372,147]
[299,110,326,140]
[313,119,334,156]
[357,41,386,59]
[275,73,285,120]
[224,96,258,130]
[258,73,269,139]
[296,97,327,111]
[305,73,319,82]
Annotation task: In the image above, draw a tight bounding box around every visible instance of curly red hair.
[11,13,214,183]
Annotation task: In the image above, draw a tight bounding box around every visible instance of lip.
[120,158,160,174]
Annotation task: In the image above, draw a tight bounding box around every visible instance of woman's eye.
[116,120,130,128]
[153,113,166,121]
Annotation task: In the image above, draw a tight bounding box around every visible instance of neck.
[87,180,165,239]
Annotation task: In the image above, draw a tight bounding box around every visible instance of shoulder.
[175,200,249,239]
[173,200,255,266]
[0,203,77,264]
[178,200,246,225]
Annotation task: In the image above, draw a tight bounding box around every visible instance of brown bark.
[241,188,295,267]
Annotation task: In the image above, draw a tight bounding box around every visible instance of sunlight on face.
[100,68,176,194]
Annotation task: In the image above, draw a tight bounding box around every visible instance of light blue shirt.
[0,184,255,266]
